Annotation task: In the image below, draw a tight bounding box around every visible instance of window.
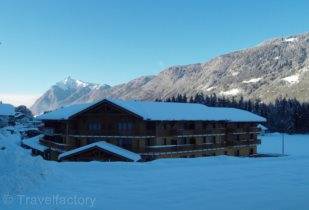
[163,138,167,145]
[146,139,155,146]
[203,137,206,143]
[185,123,195,130]
[180,138,186,145]
[236,135,240,141]
[127,123,133,130]
[212,136,216,144]
[189,123,195,130]
[190,138,196,144]
[250,148,254,155]
[203,122,207,129]
[224,151,228,155]
[146,122,155,130]
[88,122,101,131]
[120,139,132,149]
[171,139,177,145]
[163,124,167,130]
[118,122,133,132]
[250,134,254,139]
[212,123,216,129]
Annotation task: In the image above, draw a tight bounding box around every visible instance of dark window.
[250,148,254,155]
[146,139,155,146]
[203,137,206,143]
[163,138,167,145]
[203,122,207,129]
[163,124,167,130]
[127,122,133,130]
[88,122,101,131]
[212,136,216,144]
[250,134,254,139]
[235,150,240,156]
[212,123,216,129]
[189,123,195,130]
[236,135,240,141]
[120,139,132,150]
[118,122,133,132]
[237,123,241,128]
[146,122,155,130]
[185,123,195,130]
[224,151,228,155]
[190,138,196,144]
[213,152,216,156]
[171,139,177,145]
[180,138,186,145]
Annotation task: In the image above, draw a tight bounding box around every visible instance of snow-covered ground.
[1,129,309,210]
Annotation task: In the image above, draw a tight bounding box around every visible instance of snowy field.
[1,129,309,210]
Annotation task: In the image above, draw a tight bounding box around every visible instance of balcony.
[144,139,261,154]
[67,129,156,137]
[157,128,226,137]
[40,138,76,151]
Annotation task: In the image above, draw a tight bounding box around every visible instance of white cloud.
[0,93,39,107]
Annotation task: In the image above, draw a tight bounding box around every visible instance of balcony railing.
[144,139,261,153]
[67,129,156,137]
[40,138,76,151]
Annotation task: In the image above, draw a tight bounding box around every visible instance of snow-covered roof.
[58,141,141,162]
[0,103,15,116]
[109,99,266,122]
[36,102,96,120]
[22,135,47,152]
[36,99,266,122]
[257,124,268,130]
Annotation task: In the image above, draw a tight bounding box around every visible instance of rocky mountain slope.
[31,32,309,114]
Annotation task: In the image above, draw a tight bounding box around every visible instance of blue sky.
[0,0,308,106]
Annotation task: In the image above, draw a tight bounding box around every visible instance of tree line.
[157,93,309,133]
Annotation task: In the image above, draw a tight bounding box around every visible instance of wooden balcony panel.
[40,138,76,151]
[67,129,155,137]
[145,140,261,153]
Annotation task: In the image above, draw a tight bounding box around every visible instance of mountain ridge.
[31,32,309,114]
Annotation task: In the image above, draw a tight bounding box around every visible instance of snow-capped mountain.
[31,32,309,114]
[31,77,111,114]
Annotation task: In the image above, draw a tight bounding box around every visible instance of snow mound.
[0,128,48,195]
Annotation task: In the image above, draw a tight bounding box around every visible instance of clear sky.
[0,0,308,106]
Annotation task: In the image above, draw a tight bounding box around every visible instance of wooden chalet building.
[35,98,266,162]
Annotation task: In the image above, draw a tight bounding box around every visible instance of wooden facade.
[38,100,262,161]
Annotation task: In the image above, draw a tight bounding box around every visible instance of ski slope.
[1,129,309,210]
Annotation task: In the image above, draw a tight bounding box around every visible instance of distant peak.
[63,76,73,83]
[55,76,110,90]
[56,76,91,89]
